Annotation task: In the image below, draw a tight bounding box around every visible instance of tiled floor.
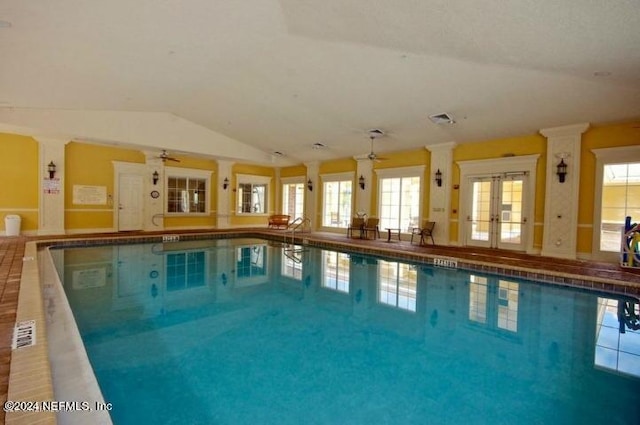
[1,230,640,424]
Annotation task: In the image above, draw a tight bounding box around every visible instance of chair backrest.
[365,217,379,228]
[351,217,365,227]
[423,220,435,233]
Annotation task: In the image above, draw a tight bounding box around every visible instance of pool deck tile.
[1,229,640,424]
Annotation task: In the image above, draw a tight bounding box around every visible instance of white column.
[217,160,234,229]
[35,137,67,235]
[274,167,281,214]
[304,161,319,230]
[144,154,164,231]
[355,159,372,216]
[427,142,456,245]
[540,123,589,259]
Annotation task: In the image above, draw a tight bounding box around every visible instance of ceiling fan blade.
[166,157,180,162]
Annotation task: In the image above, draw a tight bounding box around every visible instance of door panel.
[118,173,144,231]
[466,175,526,250]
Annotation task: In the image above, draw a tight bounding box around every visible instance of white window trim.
[236,174,272,216]
[591,146,640,261]
[164,166,212,216]
[320,172,354,229]
[375,166,425,231]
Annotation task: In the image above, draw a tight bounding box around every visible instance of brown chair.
[411,220,435,245]
[363,217,380,239]
[347,217,365,238]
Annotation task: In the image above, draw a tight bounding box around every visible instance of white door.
[466,175,527,250]
[118,173,144,231]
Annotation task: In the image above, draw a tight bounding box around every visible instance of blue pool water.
[51,238,640,424]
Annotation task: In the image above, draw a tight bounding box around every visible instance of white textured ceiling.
[1,0,639,164]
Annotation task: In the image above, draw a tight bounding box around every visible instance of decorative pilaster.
[34,137,67,235]
[427,142,456,245]
[540,123,589,259]
[304,161,319,230]
[216,160,234,229]
[355,159,372,216]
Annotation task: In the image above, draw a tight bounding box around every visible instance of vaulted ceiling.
[1,1,639,165]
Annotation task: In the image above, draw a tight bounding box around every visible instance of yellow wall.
[0,133,39,232]
[65,142,145,230]
[281,165,306,178]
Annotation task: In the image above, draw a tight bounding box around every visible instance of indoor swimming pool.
[48,237,640,424]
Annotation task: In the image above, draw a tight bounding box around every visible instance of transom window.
[376,167,423,232]
[166,167,211,214]
[322,173,353,228]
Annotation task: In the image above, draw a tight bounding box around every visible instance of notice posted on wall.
[73,185,107,205]
[43,178,60,194]
[72,268,106,290]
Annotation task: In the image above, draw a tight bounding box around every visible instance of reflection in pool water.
[50,238,640,425]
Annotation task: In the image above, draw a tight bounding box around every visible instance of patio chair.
[347,217,365,238]
[411,220,435,245]
[363,217,380,239]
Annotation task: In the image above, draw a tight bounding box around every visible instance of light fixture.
[557,158,567,183]
[307,179,313,191]
[435,169,442,187]
[47,161,56,179]
[152,171,159,185]
[223,177,229,190]
[359,175,365,190]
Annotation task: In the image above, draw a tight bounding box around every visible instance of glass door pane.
[498,177,523,248]
[468,179,493,246]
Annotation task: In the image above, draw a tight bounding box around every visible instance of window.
[600,163,640,251]
[592,147,640,259]
[595,297,640,377]
[282,246,303,280]
[468,275,488,323]
[378,260,417,312]
[236,174,271,215]
[236,245,266,278]
[468,274,519,333]
[322,250,350,292]
[321,173,353,228]
[166,167,211,214]
[376,167,423,232]
[282,180,305,219]
[497,280,519,332]
[166,251,206,291]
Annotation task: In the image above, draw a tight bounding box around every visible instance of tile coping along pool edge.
[7,230,640,425]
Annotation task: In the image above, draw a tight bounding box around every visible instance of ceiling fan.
[158,150,180,163]
[366,129,388,161]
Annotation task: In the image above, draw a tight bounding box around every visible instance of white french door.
[466,174,526,250]
[118,173,144,231]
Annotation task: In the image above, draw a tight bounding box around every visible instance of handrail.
[286,216,311,249]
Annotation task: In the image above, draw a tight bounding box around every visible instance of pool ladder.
[284,217,311,263]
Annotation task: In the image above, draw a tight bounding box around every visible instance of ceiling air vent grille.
[429,113,455,125]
